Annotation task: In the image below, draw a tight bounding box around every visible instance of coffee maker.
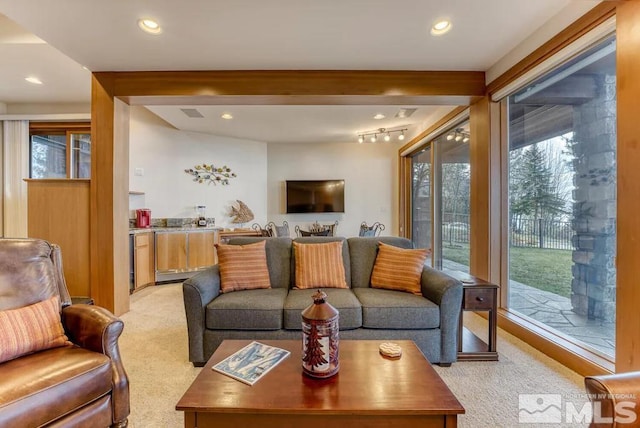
[136,209,151,228]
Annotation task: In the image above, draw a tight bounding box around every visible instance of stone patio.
[443,259,615,357]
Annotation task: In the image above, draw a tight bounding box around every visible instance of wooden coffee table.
[176,339,464,428]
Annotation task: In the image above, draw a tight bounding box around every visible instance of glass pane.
[71,133,91,178]
[30,134,66,178]
[507,37,616,357]
[439,122,471,273]
[411,147,431,261]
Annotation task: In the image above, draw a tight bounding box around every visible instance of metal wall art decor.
[185,163,237,185]
[301,290,340,379]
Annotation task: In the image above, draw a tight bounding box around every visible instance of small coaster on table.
[379,342,402,358]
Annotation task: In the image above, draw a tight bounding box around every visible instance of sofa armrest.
[585,371,640,426]
[61,304,129,425]
[182,265,221,364]
[420,267,463,364]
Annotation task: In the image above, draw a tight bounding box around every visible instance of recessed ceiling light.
[221,113,233,120]
[138,18,162,35]
[373,113,385,120]
[25,76,43,85]
[430,19,452,36]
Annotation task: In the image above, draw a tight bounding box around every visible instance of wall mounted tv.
[286,180,345,213]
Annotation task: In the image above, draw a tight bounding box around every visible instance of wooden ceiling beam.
[93,70,486,105]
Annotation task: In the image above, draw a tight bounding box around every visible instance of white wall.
[267,142,398,238]
[129,107,268,228]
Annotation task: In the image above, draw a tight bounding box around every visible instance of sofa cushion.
[284,288,362,330]
[293,241,347,289]
[371,242,429,294]
[353,288,440,329]
[206,288,288,330]
[0,296,71,363]
[347,237,414,288]
[226,237,292,288]
[217,241,271,293]
[0,346,112,428]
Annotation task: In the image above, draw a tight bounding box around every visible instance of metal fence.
[440,213,573,250]
[509,217,573,250]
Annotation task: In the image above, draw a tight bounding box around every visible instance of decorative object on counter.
[185,163,237,185]
[301,290,339,379]
[135,208,151,228]
[229,200,254,225]
[359,221,385,237]
[196,206,208,227]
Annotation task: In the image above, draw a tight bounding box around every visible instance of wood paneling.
[94,70,486,105]
[26,179,90,297]
[469,97,491,281]
[487,2,617,96]
[29,122,90,132]
[615,0,640,373]
[156,232,188,272]
[187,231,215,269]
[91,74,130,315]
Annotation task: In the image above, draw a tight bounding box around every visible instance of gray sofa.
[183,236,462,366]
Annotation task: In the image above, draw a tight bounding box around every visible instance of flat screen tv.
[286,180,345,213]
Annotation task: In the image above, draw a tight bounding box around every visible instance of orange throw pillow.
[293,241,348,289]
[0,296,71,363]
[217,240,271,293]
[371,242,429,294]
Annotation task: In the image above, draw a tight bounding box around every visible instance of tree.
[511,144,566,221]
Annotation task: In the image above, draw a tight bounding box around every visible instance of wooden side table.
[444,269,499,361]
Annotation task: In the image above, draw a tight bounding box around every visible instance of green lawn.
[443,244,572,297]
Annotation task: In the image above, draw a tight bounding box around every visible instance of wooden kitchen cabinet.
[134,232,155,289]
[156,232,188,272]
[155,230,216,282]
[187,231,216,269]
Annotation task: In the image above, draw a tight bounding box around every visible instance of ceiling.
[0,0,599,144]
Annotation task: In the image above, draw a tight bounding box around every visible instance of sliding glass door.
[411,147,431,263]
[410,121,471,272]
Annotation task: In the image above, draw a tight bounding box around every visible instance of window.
[506,36,616,358]
[410,120,471,271]
[29,123,91,179]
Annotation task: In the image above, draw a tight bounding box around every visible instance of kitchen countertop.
[129,226,222,234]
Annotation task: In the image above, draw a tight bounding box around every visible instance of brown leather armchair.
[0,238,129,427]
[585,372,640,427]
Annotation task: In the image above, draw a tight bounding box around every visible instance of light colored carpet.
[119,284,589,427]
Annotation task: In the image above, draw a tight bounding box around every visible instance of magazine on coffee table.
[212,341,290,386]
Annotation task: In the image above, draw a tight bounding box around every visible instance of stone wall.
[570,74,617,322]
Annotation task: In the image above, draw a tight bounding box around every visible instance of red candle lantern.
[301,290,339,378]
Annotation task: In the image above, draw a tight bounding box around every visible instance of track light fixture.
[357,128,408,144]
[446,128,471,143]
